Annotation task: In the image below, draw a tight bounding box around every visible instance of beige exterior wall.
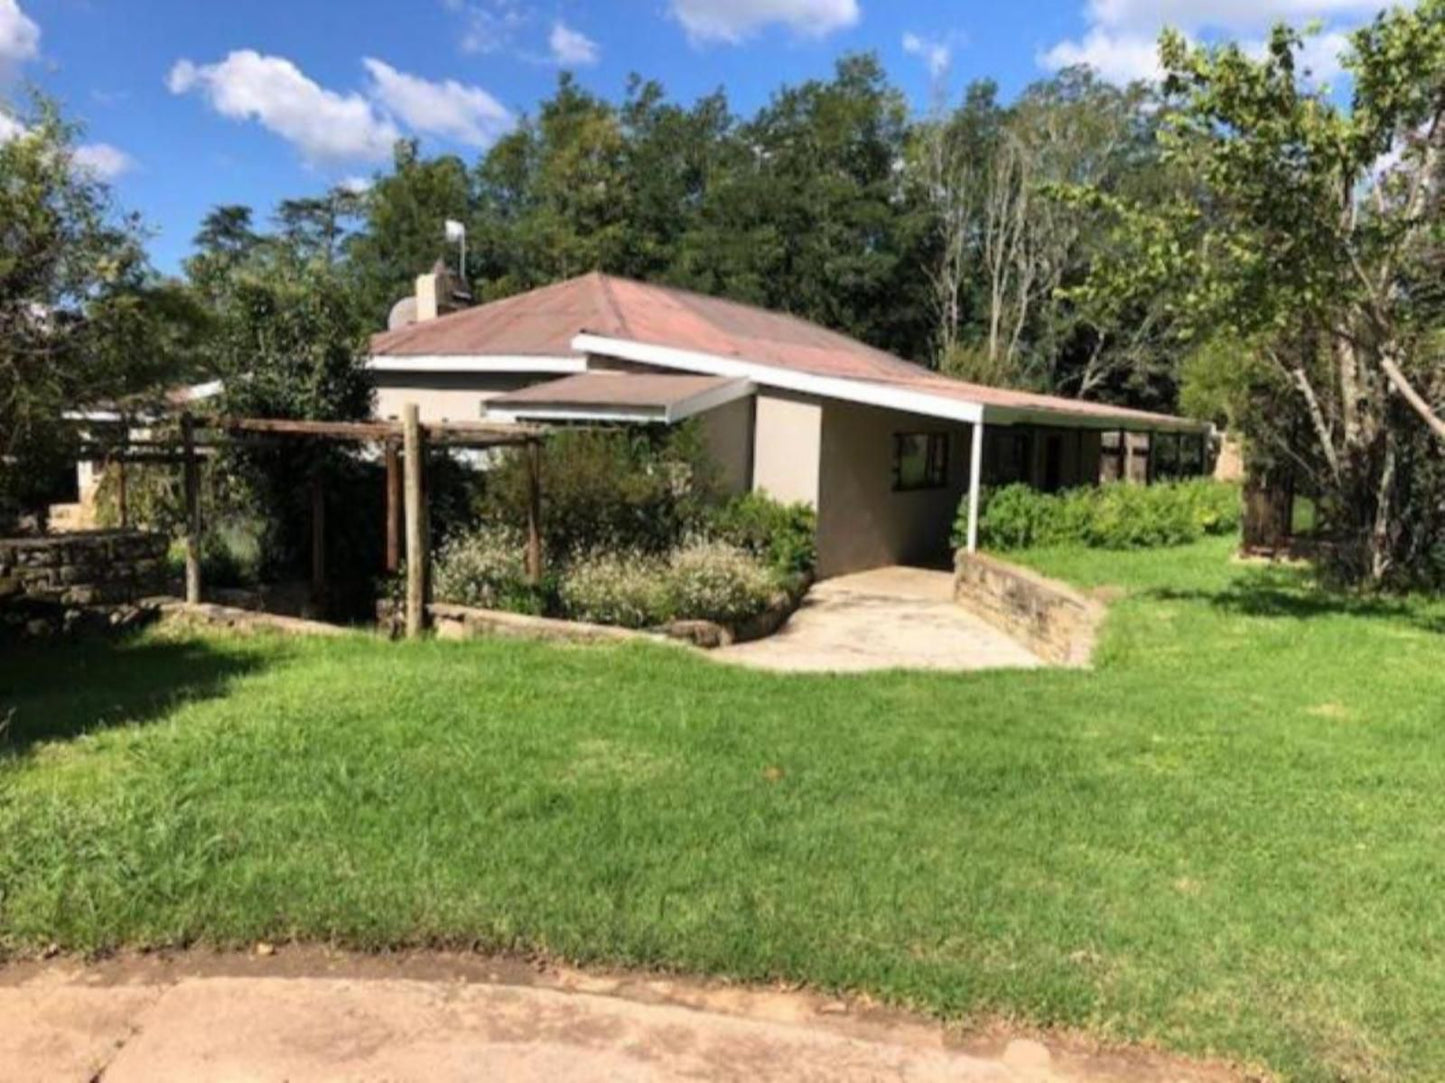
[697,396,753,495]
[751,392,823,507]
[815,402,975,579]
[373,372,547,423]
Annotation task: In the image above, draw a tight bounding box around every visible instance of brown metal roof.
[488,373,739,411]
[371,271,1203,431]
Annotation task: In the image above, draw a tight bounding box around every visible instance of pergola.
[76,404,546,639]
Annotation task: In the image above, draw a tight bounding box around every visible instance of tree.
[273,187,366,267]
[679,54,934,361]
[1078,8,1445,587]
[919,69,1167,397]
[345,140,473,323]
[0,97,192,529]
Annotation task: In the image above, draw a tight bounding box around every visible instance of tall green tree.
[1077,8,1445,587]
[679,54,934,361]
[0,97,194,529]
[345,140,473,323]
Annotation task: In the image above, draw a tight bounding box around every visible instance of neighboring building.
[370,270,1210,578]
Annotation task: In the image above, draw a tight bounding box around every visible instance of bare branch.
[1380,352,1445,444]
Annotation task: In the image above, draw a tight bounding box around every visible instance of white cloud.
[902,32,952,78]
[362,58,511,148]
[338,175,373,194]
[670,0,860,45]
[1040,29,1164,83]
[72,142,133,179]
[1086,0,1380,34]
[451,0,528,55]
[549,20,599,66]
[1042,0,1378,85]
[0,0,39,77]
[0,114,134,180]
[167,50,400,164]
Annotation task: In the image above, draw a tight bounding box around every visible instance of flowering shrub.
[432,526,542,613]
[558,539,781,629]
[558,551,671,628]
[664,538,781,624]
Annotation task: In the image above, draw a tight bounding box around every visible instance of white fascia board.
[667,379,755,423]
[368,355,587,374]
[487,405,667,426]
[571,335,984,425]
[982,405,1212,435]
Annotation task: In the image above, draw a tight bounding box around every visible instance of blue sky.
[1,0,1392,273]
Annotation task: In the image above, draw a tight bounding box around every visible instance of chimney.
[413,259,472,323]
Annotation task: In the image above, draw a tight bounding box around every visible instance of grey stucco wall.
[697,396,754,495]
[815,401,975,579]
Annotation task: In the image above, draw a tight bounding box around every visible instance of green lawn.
[3,536,1444,1080]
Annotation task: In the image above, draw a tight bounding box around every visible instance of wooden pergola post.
[115,456,129,529]
[526,438,543,585]
[402,404,426,639]
[310,474,326,612]
[180,413,202,604]
[384,439,402,574]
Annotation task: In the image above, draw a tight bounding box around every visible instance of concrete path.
[0,953,1237,1083]
[715,566,1042,673]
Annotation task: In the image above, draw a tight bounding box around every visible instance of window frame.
[892,432,950,492]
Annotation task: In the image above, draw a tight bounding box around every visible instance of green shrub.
[706,492,817,577]
[432,526,544,613]
[481,425,719,560]
[963,480,1242,551]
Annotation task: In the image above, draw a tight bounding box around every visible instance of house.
[369,269,1210,579]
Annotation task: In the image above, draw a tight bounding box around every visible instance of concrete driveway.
[715,566,1042,673]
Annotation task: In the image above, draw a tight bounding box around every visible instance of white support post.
[966,420,985,554]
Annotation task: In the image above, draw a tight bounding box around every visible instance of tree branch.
[1380,353,1445,444]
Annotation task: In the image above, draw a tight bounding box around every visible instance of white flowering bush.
[664,538,780,624]
[558,551,671,628]
[559,539,781,628]
[432,526,537,611]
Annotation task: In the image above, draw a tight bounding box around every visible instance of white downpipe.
[966,421,984,554]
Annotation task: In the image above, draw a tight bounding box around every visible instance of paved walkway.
[0,953,1236,1082]
[715,566,1042,673]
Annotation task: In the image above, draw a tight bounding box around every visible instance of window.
[893,433,949,491]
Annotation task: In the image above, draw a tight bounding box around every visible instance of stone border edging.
[157,600,353,638]
[953,552,1104,668]
[379,579,810,651]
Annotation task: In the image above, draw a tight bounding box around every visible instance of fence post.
[526,439,543,585]
[403,404,426,639]
[181,413,201,604]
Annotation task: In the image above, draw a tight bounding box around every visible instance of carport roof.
[370,272,1208,434]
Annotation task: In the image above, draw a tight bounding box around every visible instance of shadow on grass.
[0,633,270,757]
[1147,564,1445,634]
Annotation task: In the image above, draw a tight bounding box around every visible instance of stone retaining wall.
[378,582,807,651]
[0,530,168,607]
[954,551,1103,667]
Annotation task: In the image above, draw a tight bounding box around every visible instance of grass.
[3,535,1444,1080]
